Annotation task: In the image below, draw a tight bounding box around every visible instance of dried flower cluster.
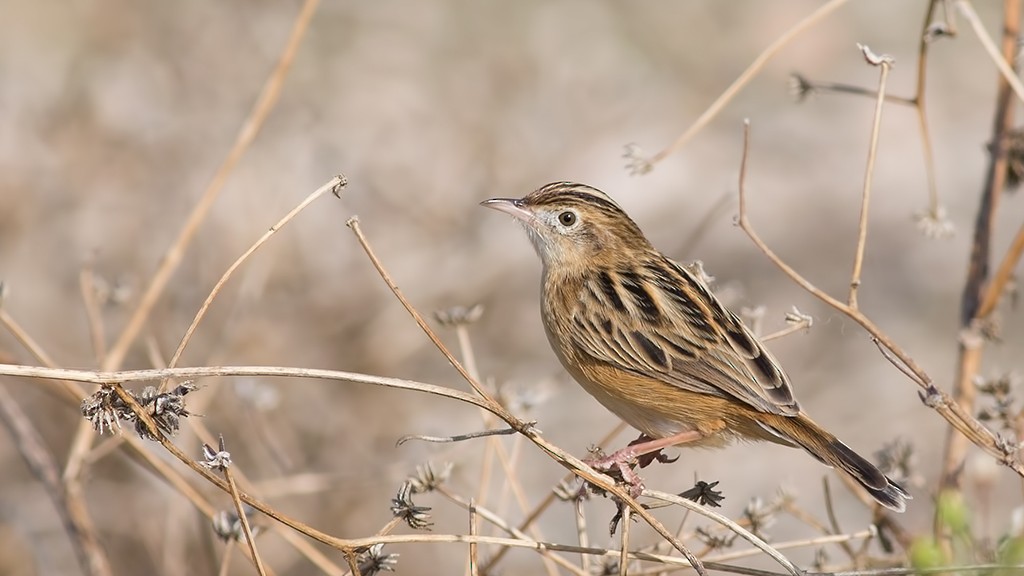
[201,435,232,471]
[978,373,1022,435]
[680,480,725,508]
[391,481,433,530]
[80,382,198,439]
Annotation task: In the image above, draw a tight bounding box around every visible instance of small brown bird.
[482,181,909,512]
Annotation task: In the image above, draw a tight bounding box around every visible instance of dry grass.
[1,1,1023,575]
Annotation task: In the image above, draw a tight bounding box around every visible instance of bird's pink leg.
[586,430,704,497]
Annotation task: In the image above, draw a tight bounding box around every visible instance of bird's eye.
[558,211,577,226]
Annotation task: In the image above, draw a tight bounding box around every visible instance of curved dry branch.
[629,0,850,173]
[735,107,1024,483]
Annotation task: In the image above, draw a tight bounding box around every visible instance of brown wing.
[569,257,800,416]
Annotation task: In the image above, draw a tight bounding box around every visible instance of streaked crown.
[483,182,652,270]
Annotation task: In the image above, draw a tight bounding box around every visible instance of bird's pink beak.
[480,197,534,224]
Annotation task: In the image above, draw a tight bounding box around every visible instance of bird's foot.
[585,447,646,498]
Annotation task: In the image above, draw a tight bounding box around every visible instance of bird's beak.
[479,197,534,223]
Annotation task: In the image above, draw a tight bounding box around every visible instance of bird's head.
[481,182,651,273]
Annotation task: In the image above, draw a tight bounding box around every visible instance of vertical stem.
[940,0,1020,491]
[914,0,942,219]
[848,56,892,309]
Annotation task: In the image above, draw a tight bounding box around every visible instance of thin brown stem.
[1,363,496,411]
[344,218,751,576]
[822,478,859,562]
[636,0,851,172]
[223,465,268,576]
[0,385,112,576]
[957,0,1024,103]
[645,490,800,575]
[976,221,1024,319]
[469,499,479,576]
[0,309,58,369]
[347,217,501,408]
[0,310,82,404]
[79,265,107,365]
[915,1,944,222]
[436,487,588,576]
[166,174,345,374]
[619,505,631,576]
[848,47,893,309]
[761,315,812,343]
[796,79,916,105]
[102,0,320,372]
[941,0,1021,492]
[736,121,1024,479]
[2,360,761,573]
[482,420,629,572]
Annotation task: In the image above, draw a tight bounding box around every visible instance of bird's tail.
[768,414,910,513]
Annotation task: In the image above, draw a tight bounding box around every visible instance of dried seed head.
[695,526,736,550]
[784,306,813,328]
[201,435,232,471]
[391,482,433,530]
[212,507,262,543]
[788,73,816,102]
[357,543,398,575]
[135,383,198,439]
[977,372,1020,432]
[742,497,777,539]
[433,304,484,327]
[81,386,131,435]
[914,207,955,239]
[679,480,725,507]
[623,143,653,176]
[404,462,453,494]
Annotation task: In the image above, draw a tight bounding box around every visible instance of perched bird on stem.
[482,181,909,512]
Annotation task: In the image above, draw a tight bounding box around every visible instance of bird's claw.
[585,448,646,498]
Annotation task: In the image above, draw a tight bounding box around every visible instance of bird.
[481,181,910,512]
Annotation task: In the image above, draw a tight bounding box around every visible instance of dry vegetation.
[1,1,1023,575]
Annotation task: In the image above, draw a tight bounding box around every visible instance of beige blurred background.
[1,1,1022,574]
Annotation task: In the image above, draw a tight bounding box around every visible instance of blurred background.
[1,0,1022,574]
